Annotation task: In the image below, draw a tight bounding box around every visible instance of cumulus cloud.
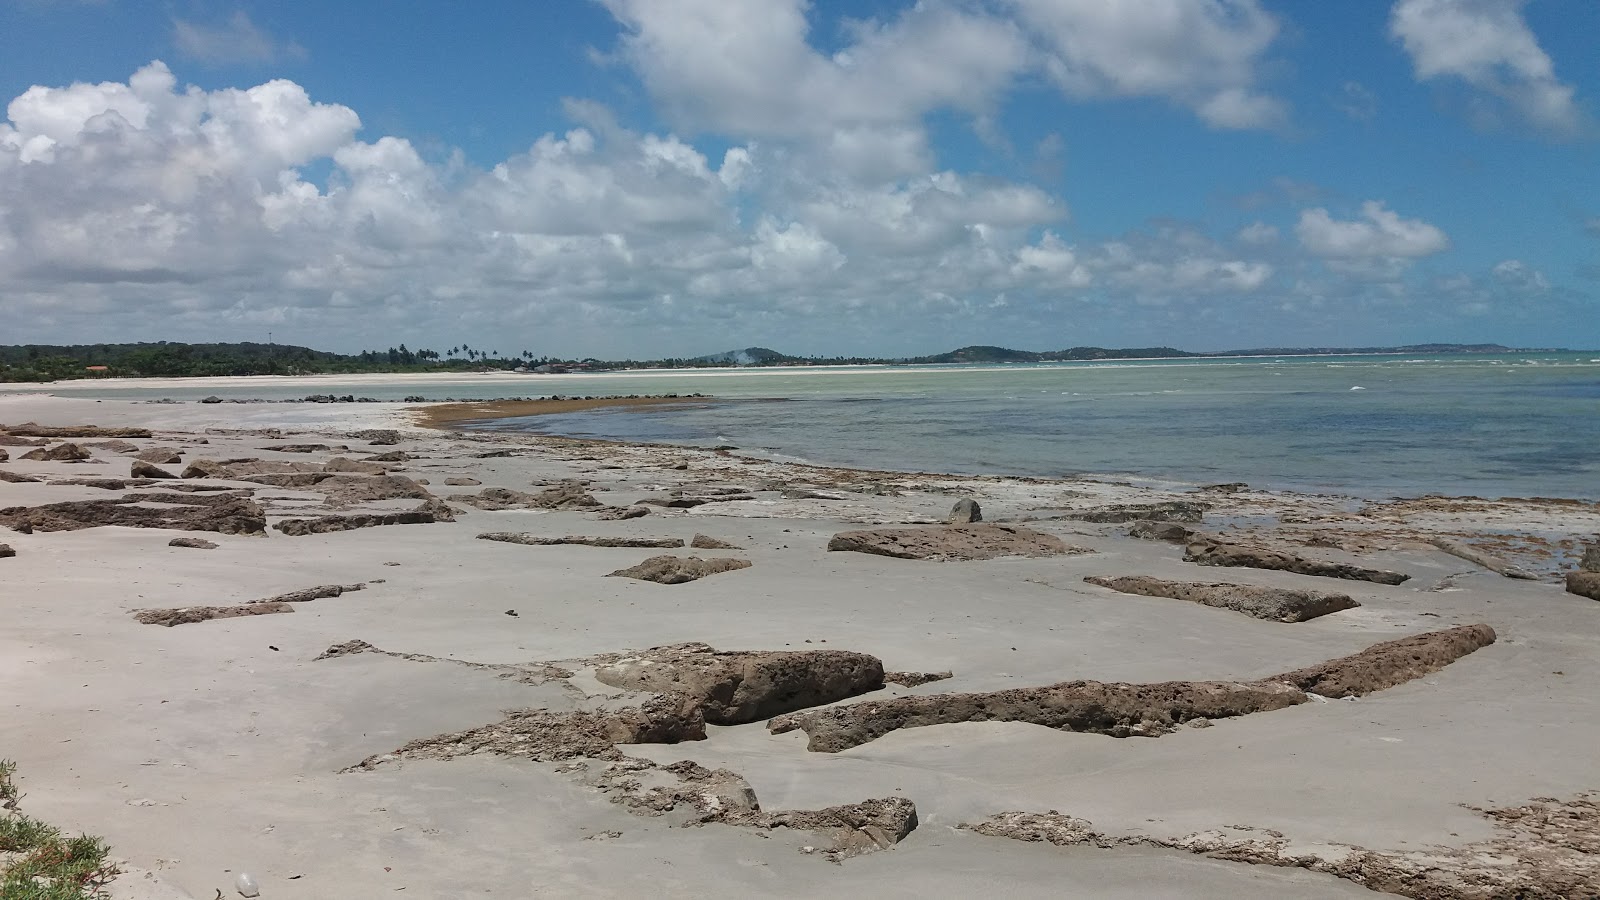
[1389,0,1585,137]
[1296,201,1449,260]
[173,11,303,65]
[1008,0,1287,129]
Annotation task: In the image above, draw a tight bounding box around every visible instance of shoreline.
[409,393,717,429]
[1,394,1598,897]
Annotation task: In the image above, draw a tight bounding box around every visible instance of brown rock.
[608,555,752,584]
[884,671,953,687]
[1127,520,1196,543]
[0,435,48,446]
[1268,624,1496,697]
[594,643,885,724]
[1565,571,1600,601]
[134,447,183,464]
[133,602,294,626]
[450,483,600,511]
[364,451,409,462]
[690,534,742,550]
[828,524,1086,562]
[89,439,140,453]
[318,474,434,503]
[355,429,401,445]
[0,493,266,535]
[763,797,919,860]
[1185,535,1410,584]
[130,460,176,479]
[0,471,40,484]
[168,537,218,549]
[1083,575,1359,622]
[593,505,650,520]
[273,509,440,535]
[267,443,336,453]
[946,499,982,523]
[0,543,13,558]
[0,447,6,462]
[0,423,151,438]
[1580,545,1600,573]
[256,583,363,604]
[1069,501,1206,524]
[444,477,482,486]
[20,442,91,462]
[478,533,685,548]
[181,457,321,479]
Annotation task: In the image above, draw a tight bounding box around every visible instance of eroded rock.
[168,537,218,549]
[0,423,151,438]
[134,448,183,464]
[273,509,440,535]
[1127,520,1196,543]
[256,583,364,604]
[1070,501,1205,524]
[0,543,14,558]
[594,643,884,724]
[593,505,650,520]
[1083,575,1359,622]
[1185,535,1410,584]
[607,555,752,584]
[324,456,388,475]
[20,442,91,462]
[1568,571,1600,601]
[947,498,982,524]
[130,460,176,479]
[133,602,294,627]
[479,533,685,548]
[0,493,266,535]
[884,671,953,687]
[690,534,742,550]
[449,483,601,511]
[828,524,1085,561]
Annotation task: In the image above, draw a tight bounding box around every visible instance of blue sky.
[0,0,1596,356]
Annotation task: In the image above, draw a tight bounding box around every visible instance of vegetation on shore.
[0,340,1530,383]
[0,760,116,899]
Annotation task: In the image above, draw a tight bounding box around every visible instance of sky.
[0,0,1597,358]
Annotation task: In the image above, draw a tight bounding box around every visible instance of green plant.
[0,762,116,899]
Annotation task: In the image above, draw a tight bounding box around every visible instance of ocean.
[18,352,1600,500]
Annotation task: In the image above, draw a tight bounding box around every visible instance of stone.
[592,505,650,520]
[168,537,218,549]
[130,460,176,479]
[0,435,47,447]
[0,423,150,438]
[690,534,742,550]
[1270,624,1497,698]
[1127,520,1196,543]
[134,447,183,464]
[133,602,294,627]
[828,524,1087,562]
[607,555,752,584]
[20,442,92,462]
[1581,545,1600,573]
[594,643,885,724]
[1068,501,1206,524]
[947,498,982,524]
[273,509,441,535]
[884,671,953,687]
[1083,575,1359,622]
[478,533,685,548]
[0,447,6,462]
[355,429,402,445]
[364,451,408,462]
[181,457,322,479]
[1184,535,1410,585]
[0,543,13,558]
[88,439,140,453]
[450,483,600,511]
[444,476,481,486]
[269,443,336,453]
[318,474,434,504]
[0,471,40,483]
[0,493,266,535]
[1566,571,1600,601]
[324,456,388,475]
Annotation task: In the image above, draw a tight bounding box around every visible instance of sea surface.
[16,352,1600,500]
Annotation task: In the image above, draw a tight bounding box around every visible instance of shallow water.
[19,352,1600,499]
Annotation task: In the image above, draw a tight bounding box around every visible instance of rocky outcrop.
[478,533,685,548]
[1127,520,1196,543]
[324,457,388,475]
[273,509,441,535]
[0,543,13,558]
[594,643,885,724]
[1069,501,1205,524]
[1581,544,1600,572]
[88,439,139,453]
[443,477,481,486]
[0,471,40,483]
[592,505,650,520]
[354,429,401,445]
[269,444,337,453]
[0,493,266,535]
[608,555,752,584]
[1270,624,1496,697]
[0,423,151,438]
[20,443,91,462]
[828,524,1086,561]
[884,671,953,687]
[770,625,1494,752]
[181,457,322,479]
[0,435,48,447]
[168,537,218,549]
[1185,535,1410,584]
[257,583,364,604]
[133,602,294,627]
[364,451,408,463]
[1568,571,1600,601]
[130,460,176,479]
[947,499,982,524]
[1083,575,1359,622]
[449,482,601,511]
[1425,537,1538,580]
[0,447,7,462]
[318,474,434,504]
[134,448,183,464]
[690,534,742,549]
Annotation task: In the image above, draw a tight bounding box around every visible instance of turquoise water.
[20,352,1600,499]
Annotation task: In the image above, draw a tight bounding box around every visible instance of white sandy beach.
[1,390,1597,899]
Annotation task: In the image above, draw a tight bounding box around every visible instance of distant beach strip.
[412,393,716,429]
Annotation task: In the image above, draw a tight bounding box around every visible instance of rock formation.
[607,556,752,584]
[828,524,1085,561]
[1083,575,1359,622]
[1185,535,1409,584]
[594,643,885,724]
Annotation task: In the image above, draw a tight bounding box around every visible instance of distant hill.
[908,345,1197,364]
[689,347,792,365]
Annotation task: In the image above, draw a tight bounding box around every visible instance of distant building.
[85,365,109,374]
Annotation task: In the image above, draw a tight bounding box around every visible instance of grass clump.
[0,760,116,900]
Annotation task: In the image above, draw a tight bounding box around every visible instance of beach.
[1,388,1598,899]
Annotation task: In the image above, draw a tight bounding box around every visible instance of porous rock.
[478,533,684,549]
[0,447,6,462]
[690,534,742,550]
[355,429,401,445]
[1185,535,1410,584]
[0,493,266,535]
[0,543,13,558]
[134,447,184,464]
[444,477,481,486]
[1580,545,1600,573]
[324,456,388,475]
[1069,501,1206,524]
[20,442,92,462]
[450,483,601,511]
[828,524,1084,561]
[133,602,293,627]
[0,423,150,438]
[273,509,440,535]
[1563,571,1600,601]
[1083,575,1359,622]
[1127,520,1196,543]
[0,471,40,483]
[593,505,650,520]
[594,643,885,724]
[130,460,176,479]
[168,537,218,549]
[608,555,752,584]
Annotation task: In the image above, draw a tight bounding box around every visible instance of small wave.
[1350,386,1366,391]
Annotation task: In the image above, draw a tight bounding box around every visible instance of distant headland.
[0,340,1571,383]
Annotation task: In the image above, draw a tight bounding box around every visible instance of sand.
[1,390,1597,898]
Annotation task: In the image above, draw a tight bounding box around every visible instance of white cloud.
[173,11,302,65]
[1236,222,1279,245]
[1333,80,1378,121]
[1008,0,1287,129]
[1490,259,1549,291]
[1296,201,1449,260]
[1389,0,1584,136]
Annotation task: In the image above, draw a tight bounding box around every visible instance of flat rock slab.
[594,643,885,724]
[690,534,742,549]
[449,484,600,510]
[1567,571,1600,601]
[133,602,294,627]
[1185,535,1409,584]
[0,543,13,558]
[168,537,218,549]
[0,494,266,535]
[1069,501,1206,524]
[607,555,752,584]
[130,460,176,479]
[1127,520,1196,543]
[0,423,151,438]
[273,510,440,535]
[478,533,684,548]
[828,524,1086,561]
[1083,575,1359,622]
[20,442,92,461]
[134,448,184,464]
[771,624,1494,752]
